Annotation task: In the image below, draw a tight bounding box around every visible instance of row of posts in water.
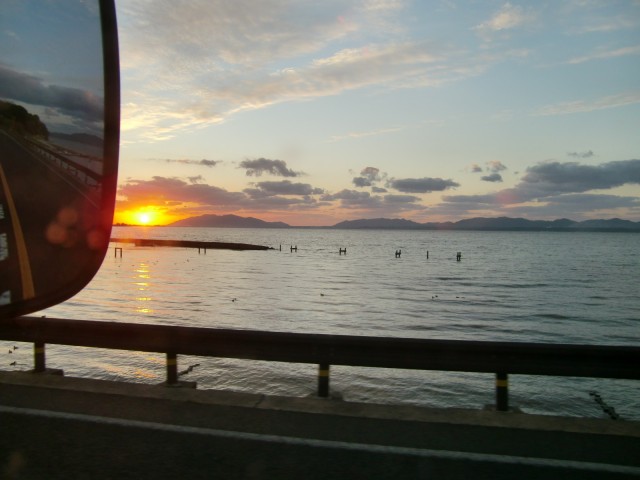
[115,244,463,260]
[281,244,463,261]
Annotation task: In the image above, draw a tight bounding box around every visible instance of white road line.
[1,405,639,476]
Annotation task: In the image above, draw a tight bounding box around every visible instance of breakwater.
[111,237,272,251]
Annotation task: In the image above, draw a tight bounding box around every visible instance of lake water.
[3,227,639,419]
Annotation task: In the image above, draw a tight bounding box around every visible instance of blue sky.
[0,1,103,134]
[6,1,639,225]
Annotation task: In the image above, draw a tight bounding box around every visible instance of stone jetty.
[111,238,272,251]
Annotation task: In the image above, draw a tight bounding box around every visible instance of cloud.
[479,161,507,181]
[474,3,535,37]
[567,150,594,158]
[383,194,421,204]
[504,194,640,220]
[117,1,517,140]
[240,158,300,177]
[486,160,507,172]
[388,177,460,193]
[361,0,406,13]
[361,166,382,180]
[321,189,381,208]
[481,173,503,182]
[118,176,248,208]
[117,171,430,219]
[543,193,640,209]
[353,177,373,187]
[330,126,403,142]
[249,180,323,196]
[567,10,639,35]
[216,41,443,115]
[469,161,506,176]
[352,166,385,187]
[118,176,322,213]
[568,45,640,64]
[372,186,388,193]
[320,188,423,212]
[443,159,640,205]
[118,1,423,138]
[165,159,219,167]
[119,1,359,70]
[534,91,640,116]
[0,64,103,125]
[522,159,640,193]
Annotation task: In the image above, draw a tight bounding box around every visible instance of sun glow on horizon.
[115,208,170,226]
[138,212,152,225]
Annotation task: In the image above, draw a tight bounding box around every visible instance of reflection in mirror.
[0,0,119,316]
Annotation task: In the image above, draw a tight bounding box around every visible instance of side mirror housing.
[0,0,119,319]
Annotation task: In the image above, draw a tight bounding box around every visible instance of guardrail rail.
[1,316,639,412]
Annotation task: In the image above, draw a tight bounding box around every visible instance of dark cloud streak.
[568,150,594,158]
[240,158,300,177]
[352,166,387,188]
[389,177,460,193]
[0,64,103,123]
[250,180,323,196]
[481,173,503,182]
[165,159,219,167]
[442,160,640,216]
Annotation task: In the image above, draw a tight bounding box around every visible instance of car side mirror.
[0,0,119,319]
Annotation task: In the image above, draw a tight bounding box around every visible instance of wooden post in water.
[395,249,401,258]
[339,248,347,255]
[290,245,298,252]
[456,252,462,261]
[114,247,122,258]
[426,250,429,259]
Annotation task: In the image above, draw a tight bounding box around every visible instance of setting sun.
[137,212,152,225]
[114,208,173,226]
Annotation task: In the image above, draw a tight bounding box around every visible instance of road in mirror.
[0,1,108,311]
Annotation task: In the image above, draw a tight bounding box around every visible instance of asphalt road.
[1,372,639,479]
[0,131,103,306]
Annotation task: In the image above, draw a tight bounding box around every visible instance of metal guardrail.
[1,316,639,411]
[23,138,102,188]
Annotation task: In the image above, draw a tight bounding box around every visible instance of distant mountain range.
[332,217,640,231]
[51,132,103,147]
[169,214,289,228]
[155,214,640,231]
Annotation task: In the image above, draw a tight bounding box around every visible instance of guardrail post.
[166,353,178,385]
[34,342,45,372]
[318,363,330,397]
[496,372,509,411]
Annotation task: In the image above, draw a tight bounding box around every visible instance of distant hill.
[164,214,640,231]
[51,132,103,147]
[332,218,424,229]
[169,214,290,228]
[331,217,640,231]
[0,100,49,139]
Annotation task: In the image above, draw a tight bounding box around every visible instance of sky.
[3,1,640,226]
[0,1,104,135]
